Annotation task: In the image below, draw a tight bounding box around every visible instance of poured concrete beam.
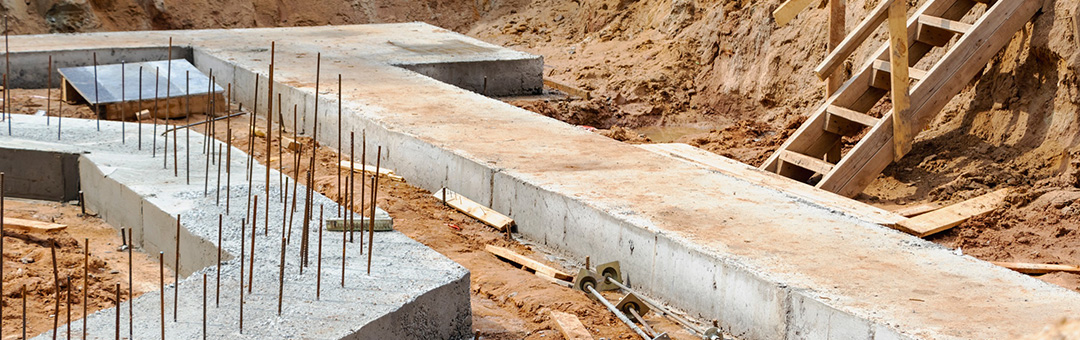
[4,116,469,339]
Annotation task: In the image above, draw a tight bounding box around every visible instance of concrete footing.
[2,115,470,339]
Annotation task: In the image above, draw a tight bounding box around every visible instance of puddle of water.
[635,126,711,143]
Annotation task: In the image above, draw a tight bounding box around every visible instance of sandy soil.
[1,199,172,339]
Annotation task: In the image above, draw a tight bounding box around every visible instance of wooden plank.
[827,0,846,95]
[891,202,944,217]
[872,60,928,81]
[433,188,513,231]
[992,262,1080,275]
[888,0,913,160]
[773,0,817,26]
[338,160,404,181]
[550,311,593,340]
[918,14,973,35]
[814,0,896,79]
[779,150,835,175]
[2,217,67,232]
[543,78,589,100]
[485,244,573,281]
[639,143,907,226]
[817,0,1041,197]
[895,189,1009,237]
[825,105,879,133]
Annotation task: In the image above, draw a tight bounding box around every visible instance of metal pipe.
[585,285,651,339]
[605,277,705,335]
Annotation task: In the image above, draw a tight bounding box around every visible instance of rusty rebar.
[186,71,191,184]
[174,215,180,321]
[47,56,53,126]
[217,214,223,307]
[202,272,207,340]
[249,196,257,293]
[277,235,286,315]
[57,69,63,140]
[115,283,121,340]
[166,37,173,167]
[153,67,160,157]
[278,93,284,203]
[137,67,143,148]
[1,172,4,339]
[83,239,88,340]
[317,204,324,300]
[358,131,365,248]
[266,45,275,240]
[159,251,164,340]
[349,131,355,243]
[367,146,381,275]
[120,61,125,143]
[22,285,26,340]
[216,144,223,205]
[67,277,72,340]
[128,229,133,340]
[239,218,245,334]
[51,242,59,340]
[93,52,100,131]
[337,74,343,218]
[226,127,233,214]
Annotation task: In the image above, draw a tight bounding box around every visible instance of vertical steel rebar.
[159,251,164,340]
[337,74,343,217]
[174,215,181,322]
[47,56,52,126]
[367,147,381,275]
[226,127,232,214]
[239,218,245,334]
[277,235,286,315]
[93,52,100,131]
[153,67,160,157]
[51,242,59,340]
[317,204,324,300]
[217,214,223,307]
[186,71,191,184]
[249,196,257,293]
[83,239,88,340]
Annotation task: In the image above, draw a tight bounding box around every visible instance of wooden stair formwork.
[761,0,1042,198]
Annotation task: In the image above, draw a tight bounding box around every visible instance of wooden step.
[815,0,1044,197]
[916,14,973,46]
[779,150,835,175]
[824,105,879,135]
[918,15,972,35]
[870,60,928,89]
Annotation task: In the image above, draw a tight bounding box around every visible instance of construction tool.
[580,279,669,340]
[604,277,723,340]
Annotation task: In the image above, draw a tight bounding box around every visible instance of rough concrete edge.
[350,272,473,340]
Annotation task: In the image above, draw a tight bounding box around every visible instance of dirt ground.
[1,198,172,339]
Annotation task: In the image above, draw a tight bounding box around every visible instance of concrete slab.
[1,23,1077,339]
[2,115,470,339]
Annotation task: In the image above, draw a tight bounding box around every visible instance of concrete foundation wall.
[0,146,79,201]
[397,59,544,97]
[3,46,193,88]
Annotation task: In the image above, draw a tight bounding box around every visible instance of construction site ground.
[2,0,1080,337]
[1,90,709,339]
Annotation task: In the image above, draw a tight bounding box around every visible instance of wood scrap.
[485,244,572,281]
[550,310,593,340]
[1,217,67,233]
[280,135,301,152]
[895,188,1009,237]
[339,160,404,181]
[543,78,590,100]
[432,188,512,231]
[891,202,945,218]
[992,262,1080,275]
